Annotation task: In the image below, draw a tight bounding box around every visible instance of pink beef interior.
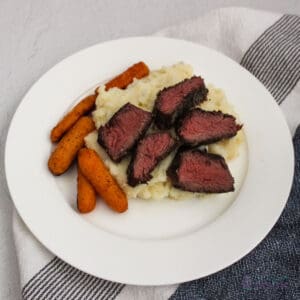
[101,104,151,160]
[158,76,204,114]
[133,132,175,179]
[178,110,241,144]
[177,151,234,192]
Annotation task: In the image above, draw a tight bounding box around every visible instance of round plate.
[5,37,294,285]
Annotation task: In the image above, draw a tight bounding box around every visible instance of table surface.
[1,1,299,299]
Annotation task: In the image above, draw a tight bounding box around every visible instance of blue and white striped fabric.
[14,7,300,300]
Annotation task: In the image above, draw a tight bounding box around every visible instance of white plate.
[5,37,294,285]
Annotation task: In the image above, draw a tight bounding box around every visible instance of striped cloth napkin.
[14,7,300,300]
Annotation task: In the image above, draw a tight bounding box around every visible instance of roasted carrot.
[78,148,128,213]
[104,61,149,90]
[48,117,95,175]
[50,62,149,142]
[77,166,96,213]
[50,94,97,143]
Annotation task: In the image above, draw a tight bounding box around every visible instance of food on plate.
[167,149,234,193]
[48,116,95,175]
[78,148,128,213]
[92,63,193,130]
[86,63,245,200]
[48,62,150,213]
[50,94,97,143]
[77,167,96,213]
[104,61,150,91]
[97,103,152,162]
[48,61,245,213]
[176,108,242,146]
[127,132,177,186]
[153,76,208,129]
[50,62,149,143]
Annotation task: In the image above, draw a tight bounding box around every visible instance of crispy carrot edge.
[78,148,128,213]
[104,61,149,90]
[77,165,96,213]
[50,94,96,143]
[48,116,95,175]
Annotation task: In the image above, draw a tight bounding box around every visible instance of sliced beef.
[127,132,177,186]
[176,109,242,146]
[98,103,152,162]
[153,76,208,129]
[167,149,234,193]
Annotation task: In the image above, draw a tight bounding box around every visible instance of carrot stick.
[50,94,97,143]
[50,62,149,142]
[104,61,149,90]
[78,148,128,213]
[48,117,95,175]
[77,166,96,213]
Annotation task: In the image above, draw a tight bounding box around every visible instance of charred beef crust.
[176,108,242,146]
[98,103,152,162]
[167,148,234,193]
[153,76,208,130]
[127,132,177,186]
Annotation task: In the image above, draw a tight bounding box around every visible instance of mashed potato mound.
[85,63,244,200]
[92,62,193,129]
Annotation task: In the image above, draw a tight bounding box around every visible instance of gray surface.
[1,1,299,299]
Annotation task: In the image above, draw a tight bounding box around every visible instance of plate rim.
[5,36,294,285]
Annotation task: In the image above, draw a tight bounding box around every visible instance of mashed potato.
[85,63,245,200]
[202,85,245,161]
[92,62,193,129]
